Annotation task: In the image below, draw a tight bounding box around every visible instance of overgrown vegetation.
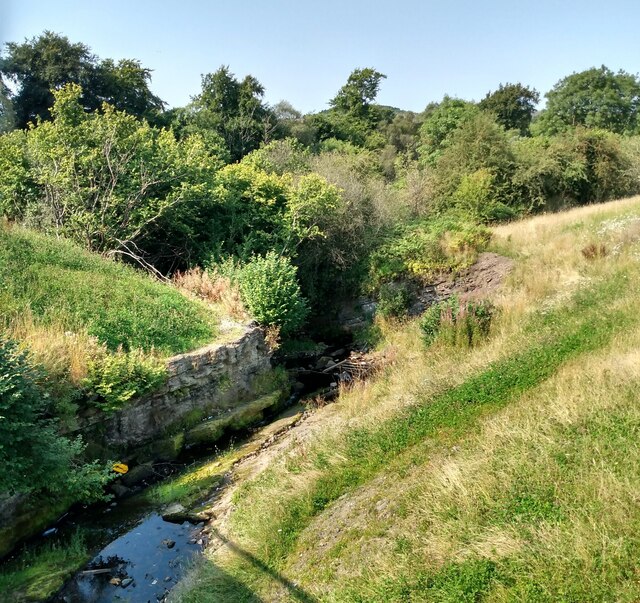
[0,222,222,505]
[3,28,640,594]
[420,295,495,347]
[170,197,640,602]
[0,530,89,602]
[0,339,109,499]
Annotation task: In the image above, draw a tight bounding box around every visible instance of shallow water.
[52,513,203,603]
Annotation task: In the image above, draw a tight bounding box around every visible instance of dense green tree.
[418,97,480,165]
[534,66,640,135]
[1,31,95,127]
[188,66,275,161]
[479,82,539,135]
[330,68,387,118]
[306,68,390,148]
[89,58,165,122]
[0,31,165,128]
[0,84,221,268]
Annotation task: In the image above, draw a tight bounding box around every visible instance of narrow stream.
[2,339,359,602]
[52,512,203,602]
[49,404,306,603]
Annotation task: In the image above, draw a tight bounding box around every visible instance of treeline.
[2,31,640,332]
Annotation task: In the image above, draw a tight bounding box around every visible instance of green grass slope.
[173,196,640,602]
[0,223,218,354]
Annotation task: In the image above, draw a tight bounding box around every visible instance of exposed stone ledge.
[76,323,273,452]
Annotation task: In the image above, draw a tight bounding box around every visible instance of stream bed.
[1,339,362,603]
[44,401,311,602]
[52,512,204,602]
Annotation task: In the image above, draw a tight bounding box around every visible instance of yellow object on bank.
[112,463,129,474]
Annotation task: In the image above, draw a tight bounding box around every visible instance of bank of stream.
[0,337,368,603]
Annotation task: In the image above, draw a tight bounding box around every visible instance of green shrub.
[421,296,494,347]
[84,349,167,412]
[453,168,520,222]
[235,252,309,336]
[377,282,412,318]
[370,217,491,286]
[0,338,110,499]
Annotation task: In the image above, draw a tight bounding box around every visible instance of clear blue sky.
[2,0,640,113]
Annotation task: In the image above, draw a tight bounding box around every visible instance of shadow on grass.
[206,528,318,603]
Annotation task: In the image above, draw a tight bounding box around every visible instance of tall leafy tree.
[310,67,388,147]
[1,31,165,128]
[330,68,387,118]
[479,82,539,135]
[1,31,95,127]
[535,66,640,135]
[89,58,165,122]
[189,66,275,161]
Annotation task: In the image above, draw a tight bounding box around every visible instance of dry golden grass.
[175,196,640,602]
[173,266,247,321]
[286,326,640,600]
[4,312,102,385]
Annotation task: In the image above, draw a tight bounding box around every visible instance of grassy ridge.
[172,196,640,602]
[230,270,633,571]
[0,224,218,354]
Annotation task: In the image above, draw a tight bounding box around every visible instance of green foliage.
[208,162,291,261]
[0,77,15,133]
[84,349,167,412]
[0,338,110,499]
[420,296,495,347]
[548,127,634,205]
[0,84,222,267]
[479,82,540,135]
[453,168,519,222]
[209,160,349,309]
[0,224,218,354]
[285,172,342,251]
[234,252,309,336]
[243,138,310,176]
[0,129,37,218]
[370,218,491,285]
[377,282,412,318]
[418,97,480,166]
[310,68,390,148]
[0,30,164,128]
[187,66,275,161]
[330,68,387,118]
[91,57,166,122]
[430,111,516,214]
[534,65,640,135]
[511,128,637,211]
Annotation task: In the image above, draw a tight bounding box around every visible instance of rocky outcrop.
[410,252,514,314]
[75,324,274,454]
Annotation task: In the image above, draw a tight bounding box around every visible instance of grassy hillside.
[174,196,640,602]
[0,223,219,353]
[0,222,220,414]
